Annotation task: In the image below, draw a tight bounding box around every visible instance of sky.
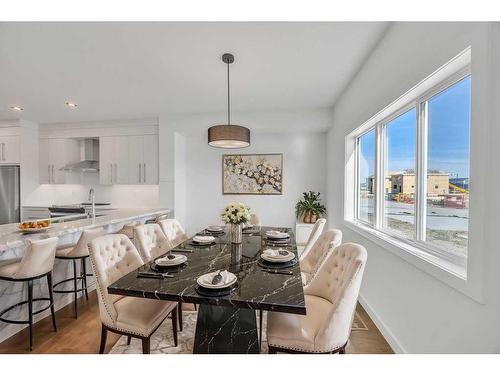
[359,76,471,180]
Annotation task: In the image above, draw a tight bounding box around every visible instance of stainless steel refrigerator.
[0,165,20,224]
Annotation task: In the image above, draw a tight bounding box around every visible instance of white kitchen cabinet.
[128,134,159,184]
[99,136,130,185]
[39,138,80,184]
[0,135,20,164]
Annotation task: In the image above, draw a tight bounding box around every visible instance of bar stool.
[53,227,105,319]
[0,237,59,351]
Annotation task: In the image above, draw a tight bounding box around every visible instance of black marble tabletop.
[107,226,306,315]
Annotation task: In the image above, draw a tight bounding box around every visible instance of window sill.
[343,220,483,303]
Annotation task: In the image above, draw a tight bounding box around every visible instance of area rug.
[109,310,368,354]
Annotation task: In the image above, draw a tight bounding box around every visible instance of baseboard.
[358,294,407,354]
[0,285,96,344]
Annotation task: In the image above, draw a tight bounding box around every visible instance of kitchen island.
[0,208,171,343]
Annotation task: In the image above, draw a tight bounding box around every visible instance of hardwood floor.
[0,290,393,354]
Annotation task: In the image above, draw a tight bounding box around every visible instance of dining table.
[107,225,306,354]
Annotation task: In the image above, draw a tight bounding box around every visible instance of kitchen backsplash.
[23,183,159,208]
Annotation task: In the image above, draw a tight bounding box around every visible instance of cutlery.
[211,270,223,285]
[137,271,174,279]
[171,249,194,253]
[260,269,293,275]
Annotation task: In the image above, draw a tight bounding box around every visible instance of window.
[383,108,416,240]
[350,53,471,270]
[425,76,471,258]
[356,129,375,225]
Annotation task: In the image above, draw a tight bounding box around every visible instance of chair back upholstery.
[88,234,144,328]
[249,213,261,226]
[299,218,326,260]
[158,219,188,249]
[134,223,173,262]
[14,237,58,279]
[300,229,342,282]
[306,243,367,349]
[67,227,107,258]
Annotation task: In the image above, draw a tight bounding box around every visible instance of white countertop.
[0,208,171,252]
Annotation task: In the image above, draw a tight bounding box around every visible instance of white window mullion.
[415,100,428,241]
[374,122,385,229]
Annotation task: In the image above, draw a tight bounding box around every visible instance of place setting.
[150,252,189,273]
[190,234,217,247]
[199,225,226,237]
[195,269,239,297]
[264,230,291,247]
[258,247,297,271]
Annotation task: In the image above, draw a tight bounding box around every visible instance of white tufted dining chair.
[88,234,178,354]
[299,218,326,261]
[267,242,367,354]
[158,219,188,249]
[134,223,173,263]
[300,229,342,288]
[249,213,261,226]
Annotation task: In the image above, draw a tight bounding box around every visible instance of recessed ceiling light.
[10,106,23,111]
[65,101,77,108]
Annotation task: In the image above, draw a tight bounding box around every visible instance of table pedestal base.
[193,304,259,354]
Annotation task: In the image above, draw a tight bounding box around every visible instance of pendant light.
[208,53,250,148]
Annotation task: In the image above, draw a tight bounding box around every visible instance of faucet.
[88,187,95,218]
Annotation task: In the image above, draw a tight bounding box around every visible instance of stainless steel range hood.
[60,138,100,172]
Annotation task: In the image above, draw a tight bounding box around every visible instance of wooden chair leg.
[127,336,132,345]
[171,307,178,347]
[142,337,150,354]
[72,259,78,319]
[46,272,57,332]
[178,303,183,332]
[27,279,34,351]
[99,324,108,354]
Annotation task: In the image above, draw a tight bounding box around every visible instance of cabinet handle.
[139,163,142,183]
[48,165,51,183]
[1,143,4,161]
[143,163,146,183]
[110,163,113,184]
[114,163,118,184]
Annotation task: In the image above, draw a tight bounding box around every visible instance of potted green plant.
[295,191,327,223]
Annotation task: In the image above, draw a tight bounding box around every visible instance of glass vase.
[230,223,243,244]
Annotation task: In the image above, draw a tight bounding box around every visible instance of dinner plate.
[191,240,216,247]
[207,226,225,232]
[154,254,187,267]
[261,251,295,263]
[266,231,290,239]
[257,257,298,269]
[196,270,237,289]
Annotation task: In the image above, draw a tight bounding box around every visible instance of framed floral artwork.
[222,153,283,195]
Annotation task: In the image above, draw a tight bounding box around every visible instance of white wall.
[159,109,331,235]
[327,22,500,353]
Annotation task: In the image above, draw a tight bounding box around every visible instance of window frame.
[352,65,471,270]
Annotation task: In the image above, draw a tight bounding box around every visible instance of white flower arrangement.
[221,202,251,225]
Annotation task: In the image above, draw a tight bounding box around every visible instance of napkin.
[263,248,290,259]
[202,270,232,286]
[156,254,181,266]
[193,235,215,243]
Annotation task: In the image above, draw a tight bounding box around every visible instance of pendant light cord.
[227,61,231,125]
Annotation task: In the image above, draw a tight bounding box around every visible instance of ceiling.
[0,22,388,124]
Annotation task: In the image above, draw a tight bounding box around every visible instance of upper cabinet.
[0,135,20,164]
[128,135,159,185]
[100,134,158,185]
[39,138,80,184]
